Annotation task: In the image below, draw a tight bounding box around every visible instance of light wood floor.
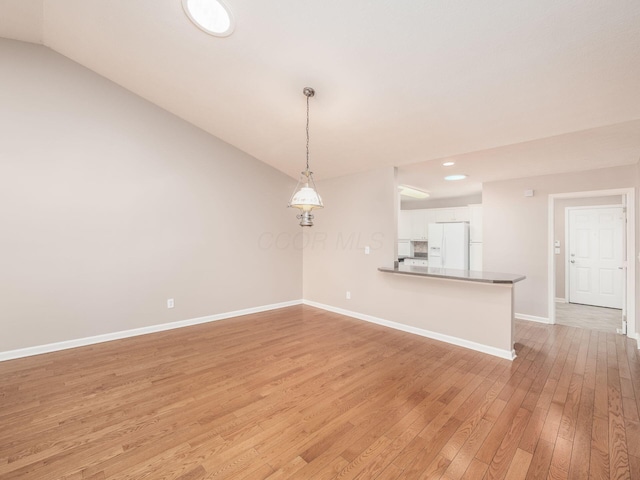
[1,305,639,479]
[556,302,622,334]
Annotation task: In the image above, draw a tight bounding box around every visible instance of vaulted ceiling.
[2,0,640,193]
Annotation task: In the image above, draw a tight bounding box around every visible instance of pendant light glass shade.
[289,167,323,205]
[288,87,323,227]
[290,182,323,211]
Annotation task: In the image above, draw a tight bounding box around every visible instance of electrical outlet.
[346,291,351,300]
[167,298,174,309]
[364,246,370,255]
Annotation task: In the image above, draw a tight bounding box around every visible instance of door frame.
[547,188,635,340]
[564,204,624,308]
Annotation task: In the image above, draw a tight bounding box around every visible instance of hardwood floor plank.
[475,376,532,464]
[548,436,572,480]
[590,415,610,480]
[1,307,639,479]
[373,462,404,480]
[525,439,554,480]
[441,419,493,480]
[628,454,640,480]
[503,448,533,480]
[459,458,488,480]
[518,407,547,454]
[567,386,594,480]
[607,336,632,480]
[483,407,531,480]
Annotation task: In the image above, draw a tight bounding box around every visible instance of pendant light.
[288,87,323,227]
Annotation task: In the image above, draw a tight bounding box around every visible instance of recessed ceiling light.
[444,174,467,181]
[399,185,430,199]
[182,0,234,37]
[442,161,455,167]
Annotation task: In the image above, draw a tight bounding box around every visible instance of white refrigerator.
[428,222,469,269]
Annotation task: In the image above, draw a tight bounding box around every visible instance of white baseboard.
[0,299,303,362]
[515,313,552,324]
[303,300,515,361]
[555,297,567,303]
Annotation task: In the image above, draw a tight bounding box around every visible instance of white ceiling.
[399,119,640,199]
[1,0,639,184]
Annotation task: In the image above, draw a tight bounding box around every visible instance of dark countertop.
[378,265,526,284]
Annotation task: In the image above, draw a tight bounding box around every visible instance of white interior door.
[568,207,624,308]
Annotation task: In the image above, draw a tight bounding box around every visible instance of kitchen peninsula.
[378,264,525,360]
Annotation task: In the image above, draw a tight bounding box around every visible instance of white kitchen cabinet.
[424,209,437,230]
[398,240,411,257]
[470,243,483,271]
[435,208,454,223]
[398,210,412,239]
[454,206,470,222]
[434,206,469,223]
[400,207,471,242]
[469,204,483,243]
[404,258,428,266]
[410,210,428,240]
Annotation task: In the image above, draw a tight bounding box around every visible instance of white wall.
[483,166,637,320]
[303,167,517,357]
[0,39,302,352]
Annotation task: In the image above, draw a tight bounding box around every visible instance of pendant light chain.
[288,86,322,227]
[306,93,310,173]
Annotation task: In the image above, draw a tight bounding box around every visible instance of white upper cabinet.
[435,208,453,223]
[398,206,473,241]
[454,206,470,222]
[469,204,483,242]
[434,206,470,223]
[424,209,437,230]
[398,210,412,239]
[410,210,428,240]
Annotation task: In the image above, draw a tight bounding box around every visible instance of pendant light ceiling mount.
[288,87,323,227]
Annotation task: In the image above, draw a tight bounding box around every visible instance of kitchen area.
[398,203,483,271]
[380,165,525,360]
[383,196,525,360]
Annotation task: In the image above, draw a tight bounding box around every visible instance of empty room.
[1,1,640,479]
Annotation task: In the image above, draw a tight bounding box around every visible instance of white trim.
[515,313,552,324]
[303,299,516,360]
[548,188,635,339]
[564,206,569,304]
[555,298,567,303]
[0,300,303,362]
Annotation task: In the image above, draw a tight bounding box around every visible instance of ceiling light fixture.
[182,0,234,37]
[442,161,455,167]
[398,185,430,199]
[444,174,468,181]
[288,87,323,227]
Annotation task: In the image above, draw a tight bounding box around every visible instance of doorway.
[548,189,635,338]
[567,206,624,308]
